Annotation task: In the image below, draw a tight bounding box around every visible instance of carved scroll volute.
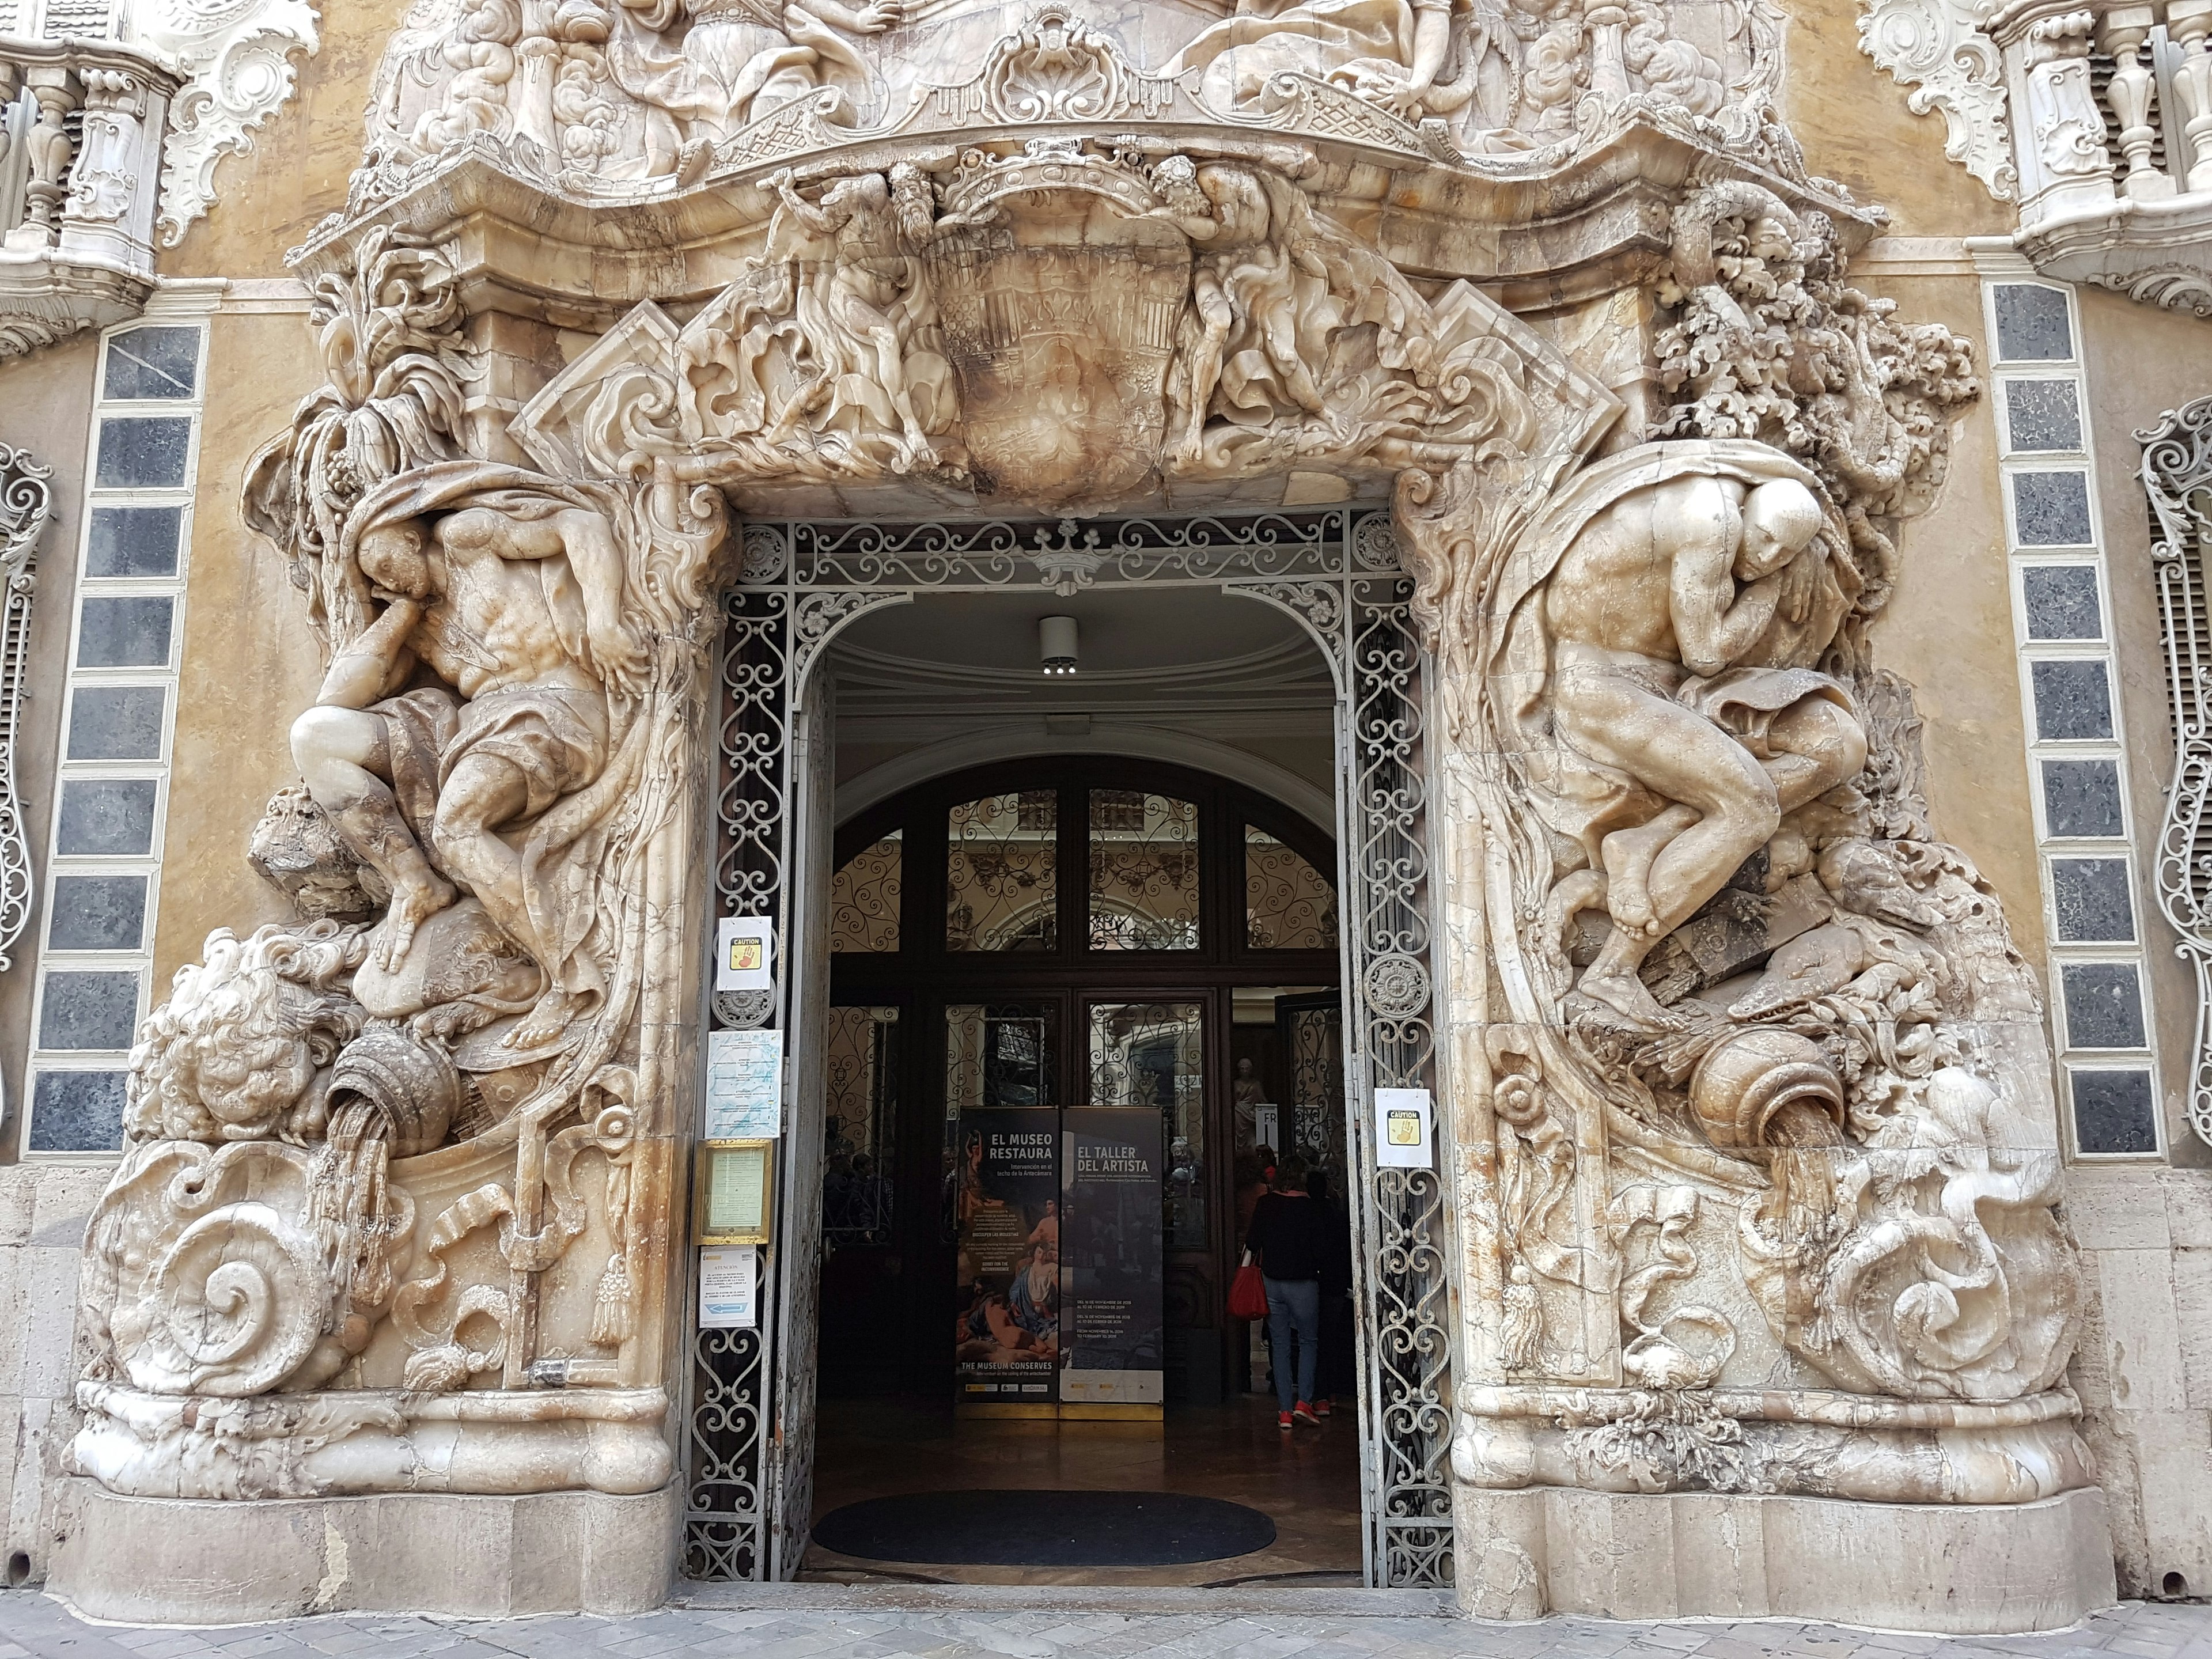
[1480,1023,1618,1387]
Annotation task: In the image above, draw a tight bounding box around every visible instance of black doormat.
[811,1489,1278,1566]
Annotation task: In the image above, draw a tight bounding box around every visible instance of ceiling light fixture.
[1040,614,1078,676]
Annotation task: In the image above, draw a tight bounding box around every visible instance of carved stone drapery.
[55,0,2093,1627]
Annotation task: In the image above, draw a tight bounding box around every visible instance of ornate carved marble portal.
[51,0,2110,1632]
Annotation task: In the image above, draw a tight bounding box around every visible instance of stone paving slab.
[1,1592,2209,1659]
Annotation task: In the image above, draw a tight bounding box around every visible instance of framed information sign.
[693,1139,776,1244]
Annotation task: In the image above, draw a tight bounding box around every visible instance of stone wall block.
[2171,1247,2212,1410]
[2162,1170,2212,1249]
[2116,1407,2212,1597]
[2066,1166,2174,1249]
[2097,1248,2191,1412]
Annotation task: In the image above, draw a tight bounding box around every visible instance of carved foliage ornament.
[130,0,323,245]
[1856,0,2017,200]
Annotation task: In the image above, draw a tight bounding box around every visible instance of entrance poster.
[953,1109,1062,1402]
[1059,1108,1165,1404]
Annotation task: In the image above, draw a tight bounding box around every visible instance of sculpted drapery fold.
[65,0,2082,1558]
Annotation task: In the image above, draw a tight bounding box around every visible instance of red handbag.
[1228,1251,1268,1322]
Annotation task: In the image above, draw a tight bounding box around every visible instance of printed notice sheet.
[698,1245,758,1329]
[705,1028,783,1139]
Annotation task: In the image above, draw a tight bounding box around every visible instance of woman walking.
[1245,1157,1327,1429]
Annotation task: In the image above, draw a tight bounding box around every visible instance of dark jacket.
[1246,1191,1329,1284]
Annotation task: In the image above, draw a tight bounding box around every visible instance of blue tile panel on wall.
[2004,380,2084,452]
[36,971,141,1050]
[2021,566,2102,639]
[2030,659,2114,741]
[2062,961,2149,1050]
[1993,284,2074,360]
[85,505,183,578]
[55,779,158,858]
[2071,1069,2160,1154]
[65,686,165,761]
[2040,759,2126,838]
[92,416,191,490]
[2013,471,2096,547]
[2050,857,2137,942]
[25,1071,127,1153]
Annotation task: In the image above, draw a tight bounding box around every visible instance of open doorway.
[802,593,1362,1584]
[686,517,1453,1590]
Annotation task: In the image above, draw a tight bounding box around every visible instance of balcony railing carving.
[0,34,176,355]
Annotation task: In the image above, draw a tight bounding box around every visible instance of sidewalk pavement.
[1,1588,2207,1659]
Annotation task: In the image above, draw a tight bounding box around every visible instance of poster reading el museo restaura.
[952,1110,1061,1403]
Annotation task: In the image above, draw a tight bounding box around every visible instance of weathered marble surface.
[46,0,2108,1631]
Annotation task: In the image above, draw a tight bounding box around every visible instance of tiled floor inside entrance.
[803,1394,1364,1585]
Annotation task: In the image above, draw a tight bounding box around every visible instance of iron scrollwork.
[2142,393,2212,1146]
[0,443,52,974]
[688,506,1454,1588]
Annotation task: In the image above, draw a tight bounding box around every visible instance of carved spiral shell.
[146,1202,326,1397]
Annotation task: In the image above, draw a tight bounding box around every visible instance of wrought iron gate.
[680,509,1453,1586]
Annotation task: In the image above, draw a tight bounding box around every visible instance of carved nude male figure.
[1544,474,1867,1029]
[290,500,645,1048]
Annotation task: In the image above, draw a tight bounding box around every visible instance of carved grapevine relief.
[67,0,2084,1554]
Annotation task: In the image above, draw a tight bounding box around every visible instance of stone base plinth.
[48,1477,679,1622]
[1456,1484,2116,1633]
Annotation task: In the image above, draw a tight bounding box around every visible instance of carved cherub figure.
[290,477,646,1051]
[1146,157,1331,465]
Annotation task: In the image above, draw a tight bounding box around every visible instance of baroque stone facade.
[0,0,2206,1633]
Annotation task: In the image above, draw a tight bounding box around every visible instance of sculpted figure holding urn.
[1495,448,1868,1031]
[289,471,646,1050]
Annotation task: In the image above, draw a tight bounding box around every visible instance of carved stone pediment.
[507,144,1621,518]
[294,0,1879,330]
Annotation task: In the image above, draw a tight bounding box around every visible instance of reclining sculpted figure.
[1490,441,1869,1031]
[288,464,648,1052]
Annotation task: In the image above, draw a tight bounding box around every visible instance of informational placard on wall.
[705,1028,783,1139]
[952,1109,1062,1403]
[714,916,775,993]
[1059,1108,1165,1404]
[698,1244,758,1329]
[1374,1086,1434,1169]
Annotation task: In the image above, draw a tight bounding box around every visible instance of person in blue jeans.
[1244,1156,1328,1429]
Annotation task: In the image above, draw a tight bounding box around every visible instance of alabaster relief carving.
[339,0,1808,217]
[70,230,721,1502]
[66,0,2085,1543]
[505,139,1616,511]
[1421,184,2087,1518]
